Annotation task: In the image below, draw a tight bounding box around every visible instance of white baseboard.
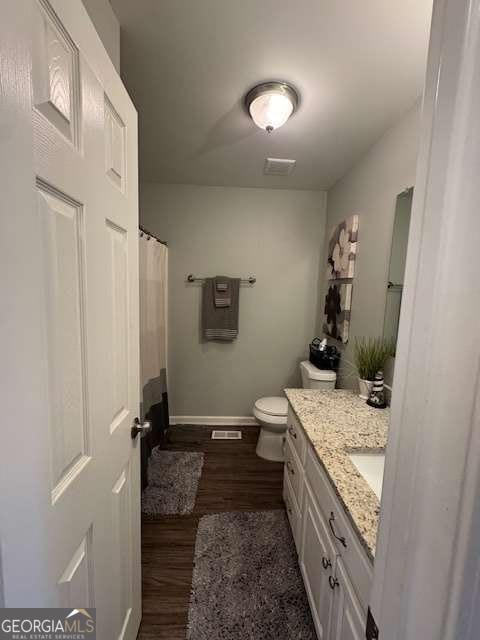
[170,415,258,426]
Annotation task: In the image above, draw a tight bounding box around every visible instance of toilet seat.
[253,407,287,426]
[254,396,288,418]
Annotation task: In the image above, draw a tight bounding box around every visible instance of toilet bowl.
[254,361,337,461]
[254,397,289,462]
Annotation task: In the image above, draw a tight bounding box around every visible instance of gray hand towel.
[202,277,240,341]
[214,276,231,307]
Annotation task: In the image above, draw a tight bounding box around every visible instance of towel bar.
[186,274,256,285]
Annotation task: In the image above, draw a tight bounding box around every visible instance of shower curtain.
[139,231,168,489]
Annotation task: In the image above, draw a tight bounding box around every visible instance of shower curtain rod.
[139,224,168,246]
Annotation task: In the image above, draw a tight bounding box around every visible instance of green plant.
[353,337,392,381]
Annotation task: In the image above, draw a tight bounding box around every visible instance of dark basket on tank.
[309,338,341,371]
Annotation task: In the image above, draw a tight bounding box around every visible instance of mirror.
[383,187,413,351]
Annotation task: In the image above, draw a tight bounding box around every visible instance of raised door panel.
[300,486,336,640]
[112,466,133,640]
[57,529,94,608]
[37,184,91,502]
[105,95,126,191]
[106,219,130,435]
[330,558,365,640]
[33,0,80,146]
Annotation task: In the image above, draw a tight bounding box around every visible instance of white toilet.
[254,361,337,461]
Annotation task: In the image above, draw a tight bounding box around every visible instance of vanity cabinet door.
[284,437,303,508]
[283,468,302,552]
[287,406,306,464]
[329,557,365,640]
[300,483,336,640]
[305,444,373,611]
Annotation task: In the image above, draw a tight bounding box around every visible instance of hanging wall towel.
[214,276,231,307]
[202,277,240,341]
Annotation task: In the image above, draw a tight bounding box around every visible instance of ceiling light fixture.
[245,81,299,133]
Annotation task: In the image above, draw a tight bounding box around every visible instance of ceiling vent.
[264,157,296,176]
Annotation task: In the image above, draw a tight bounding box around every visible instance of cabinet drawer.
[305,445,373,611]
[283,470,301,553]
[284,437,303,509]
[287,406,306,464]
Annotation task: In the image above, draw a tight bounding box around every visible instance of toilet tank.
[300,360,336,390]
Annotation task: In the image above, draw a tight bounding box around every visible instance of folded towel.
[202,277,240,341]
[214,276,231,307]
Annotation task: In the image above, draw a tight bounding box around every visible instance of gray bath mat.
[142,449,204,517]
[187,510,316,640]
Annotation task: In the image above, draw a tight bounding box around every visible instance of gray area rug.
[142,449,204,517]
[187,510,316,640]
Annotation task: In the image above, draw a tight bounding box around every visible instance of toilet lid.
[254,396,288,417]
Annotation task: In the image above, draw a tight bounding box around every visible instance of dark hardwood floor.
[137,424,285,639]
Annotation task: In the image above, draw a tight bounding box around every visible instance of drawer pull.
[329,512,347,548]
[322,556,332,570]
[329,575,339,590]
[288,425,297,439]
[286,460,295,475]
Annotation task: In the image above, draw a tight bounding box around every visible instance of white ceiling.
[111,0,432,190]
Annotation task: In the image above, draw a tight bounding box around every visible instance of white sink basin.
[349,452,386,500]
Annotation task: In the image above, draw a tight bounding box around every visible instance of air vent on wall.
[264,157,296,176]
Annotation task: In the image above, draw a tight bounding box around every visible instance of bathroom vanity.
[283,389,389,640]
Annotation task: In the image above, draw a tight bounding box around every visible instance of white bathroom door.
[0,2,141,638]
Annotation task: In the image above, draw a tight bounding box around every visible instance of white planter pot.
[358,378,374,400]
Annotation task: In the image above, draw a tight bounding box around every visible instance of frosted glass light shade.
[249,93,294,132]
[245,82,298,132]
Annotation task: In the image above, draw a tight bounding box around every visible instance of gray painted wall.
[319,102,420,389]
[141,184,327,417]
[82,0,120,72]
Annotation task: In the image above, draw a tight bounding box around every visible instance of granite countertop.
[284,388,389,559]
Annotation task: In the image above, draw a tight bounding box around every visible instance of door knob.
[131,417,152,439]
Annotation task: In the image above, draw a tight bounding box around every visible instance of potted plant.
[354,337,393,399]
